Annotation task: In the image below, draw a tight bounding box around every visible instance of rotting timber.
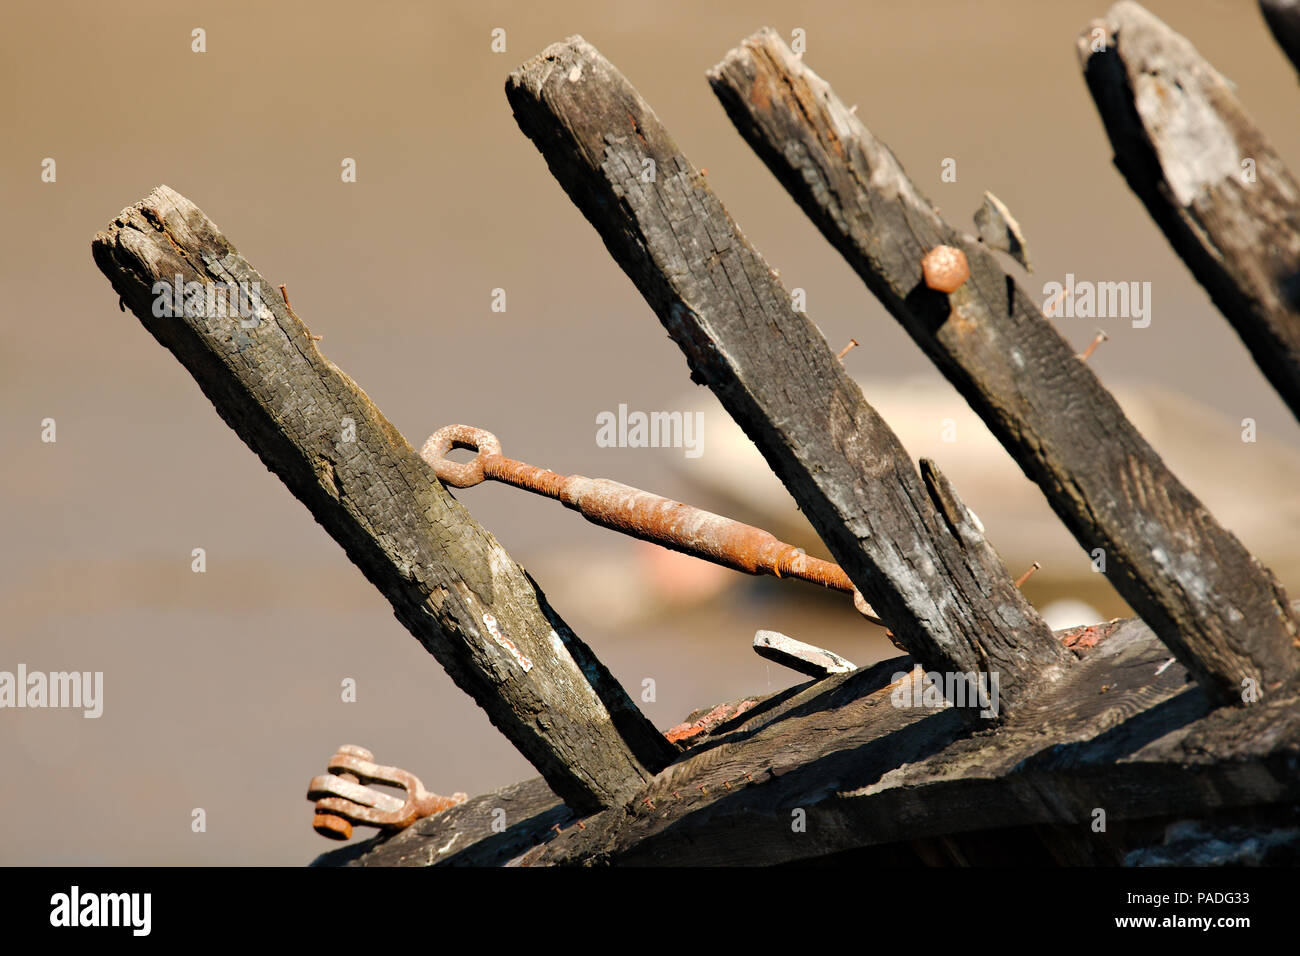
[94,6,1300,868]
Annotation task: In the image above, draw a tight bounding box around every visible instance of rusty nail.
[1078,329,1108,362]
[724,780,732,790]
[1014,561,1041,588]
[577,820,587,830]
[420,425,882,624]
[278,282,323,340]
[698,784,707,794]
[836,338,860,362]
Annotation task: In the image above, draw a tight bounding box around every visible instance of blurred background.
[4,0,1299,864]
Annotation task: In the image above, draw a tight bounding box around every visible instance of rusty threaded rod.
[420,424,882,624]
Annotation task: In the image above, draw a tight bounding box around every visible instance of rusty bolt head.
[313,812,354,840]
[921,245,970,293]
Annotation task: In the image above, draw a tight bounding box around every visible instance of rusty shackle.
[420,424,882,624]
[308,745,468,841]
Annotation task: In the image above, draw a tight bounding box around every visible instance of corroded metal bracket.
[307,745,467,841]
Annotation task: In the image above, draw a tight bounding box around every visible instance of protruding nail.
[1014,561,1041,588]
[1078,329,1108,362]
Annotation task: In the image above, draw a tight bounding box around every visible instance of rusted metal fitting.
[307,745,468,841]
[420,425,884,625]
[421,424,503,488]
[921,245,970,293]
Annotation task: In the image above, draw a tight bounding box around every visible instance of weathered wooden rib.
[92,186,674,814]
[706,26,1300,705]
[505,37,1068,719]
[1080,3,1300,425]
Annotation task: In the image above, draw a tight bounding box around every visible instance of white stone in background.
[1040,599,1103,631]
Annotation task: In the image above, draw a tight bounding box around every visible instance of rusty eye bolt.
[420,424,882,625]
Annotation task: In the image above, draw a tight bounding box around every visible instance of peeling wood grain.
[974,191,1033,271]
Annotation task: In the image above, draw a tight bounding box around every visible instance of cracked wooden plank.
[1081,2,1300,425]
[505,36,1069,720]
[707,25,1300,706]
[92,186,673,814]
